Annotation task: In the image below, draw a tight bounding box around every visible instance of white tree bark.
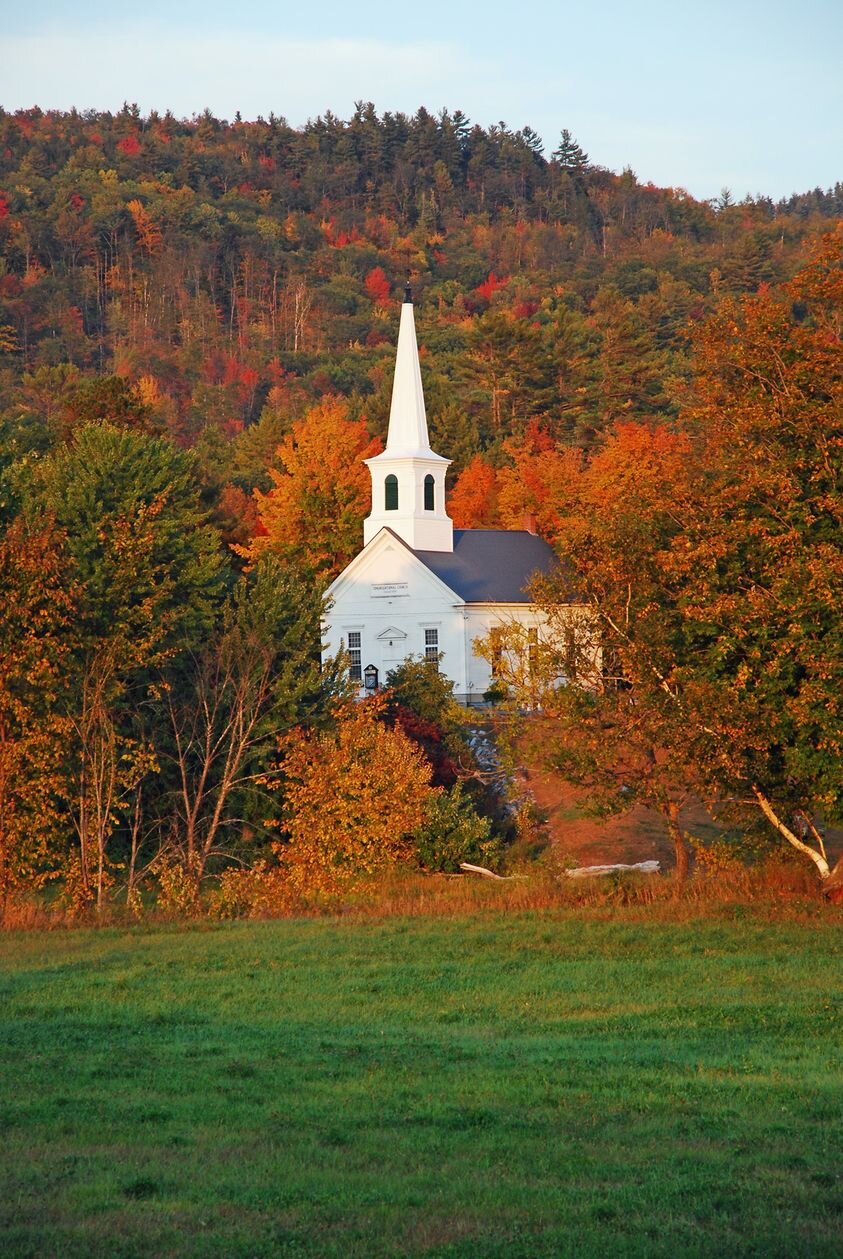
[752,786,830,880]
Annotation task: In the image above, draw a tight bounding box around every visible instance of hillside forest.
[1,104,842,918]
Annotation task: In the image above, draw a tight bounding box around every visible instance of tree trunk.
[823,854,843,904]
[752,786,830,881]
[127,786,141,908]
[665,800,689,884]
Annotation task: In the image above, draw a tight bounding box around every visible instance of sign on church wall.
[370,581,409,598]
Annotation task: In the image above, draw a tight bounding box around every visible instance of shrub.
[272,698,433,895]
[211,862,300,919]
[414,784,501,873]
[156,860,202,917]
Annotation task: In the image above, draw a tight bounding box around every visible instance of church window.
[346,631,362,681]
[423,474,435,511]
[385,475,398,511]
[424,628,439,667]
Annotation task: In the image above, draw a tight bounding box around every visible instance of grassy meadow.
[1,911,841,1257]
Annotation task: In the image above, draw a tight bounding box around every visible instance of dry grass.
[0,894,63,932]
[336,854,831,923]
[1,846,836,933]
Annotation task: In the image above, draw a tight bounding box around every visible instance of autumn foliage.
[0,523,76,907]
[1,100,842,915]
[273,699,433,896]
[500,233,843,892]
[449,454,500,528]
[241,397,382,577]
[364,266,392,306]
[497,422,583,539]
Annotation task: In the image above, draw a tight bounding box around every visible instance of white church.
[322,286,573,704]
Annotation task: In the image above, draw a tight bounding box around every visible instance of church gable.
[324,528,466,694]
[326,528,464,608]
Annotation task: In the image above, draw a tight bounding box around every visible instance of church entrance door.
[377,627,409,685]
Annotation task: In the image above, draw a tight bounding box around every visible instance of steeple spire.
[383,289,435,457]
[363,287,453,552]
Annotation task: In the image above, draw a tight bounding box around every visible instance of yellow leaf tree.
[0,522,76,916]
[273,699,433,895]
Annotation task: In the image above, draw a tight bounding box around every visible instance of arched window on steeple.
[423,474,435,511]
[384,474,398,511]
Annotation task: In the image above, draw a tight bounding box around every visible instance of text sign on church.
[371,582,409,598]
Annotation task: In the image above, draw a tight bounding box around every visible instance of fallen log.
[459,862,511,881]
[564,860,661,879]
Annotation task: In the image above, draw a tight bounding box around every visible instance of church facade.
[322,288,574,703]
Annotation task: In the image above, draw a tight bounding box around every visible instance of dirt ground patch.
[517,761,682,870]
[517,758,842,876]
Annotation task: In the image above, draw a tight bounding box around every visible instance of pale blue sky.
[2,0,841,201]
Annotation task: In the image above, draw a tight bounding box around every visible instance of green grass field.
[1,912,841,1257]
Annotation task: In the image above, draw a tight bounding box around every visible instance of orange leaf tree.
[449,453,500,528]
[528,232,843,890]
[241,397,381,579]
[481,421,698,878]
[497,422,583,538]
[661,230,843,889]
[364,266,391,306]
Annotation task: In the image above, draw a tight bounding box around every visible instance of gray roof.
[413,529,561,603]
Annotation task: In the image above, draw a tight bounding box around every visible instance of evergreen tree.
[551,129,589,176]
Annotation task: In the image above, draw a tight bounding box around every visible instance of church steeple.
[363,288,453,552]
[381,284,435,456]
